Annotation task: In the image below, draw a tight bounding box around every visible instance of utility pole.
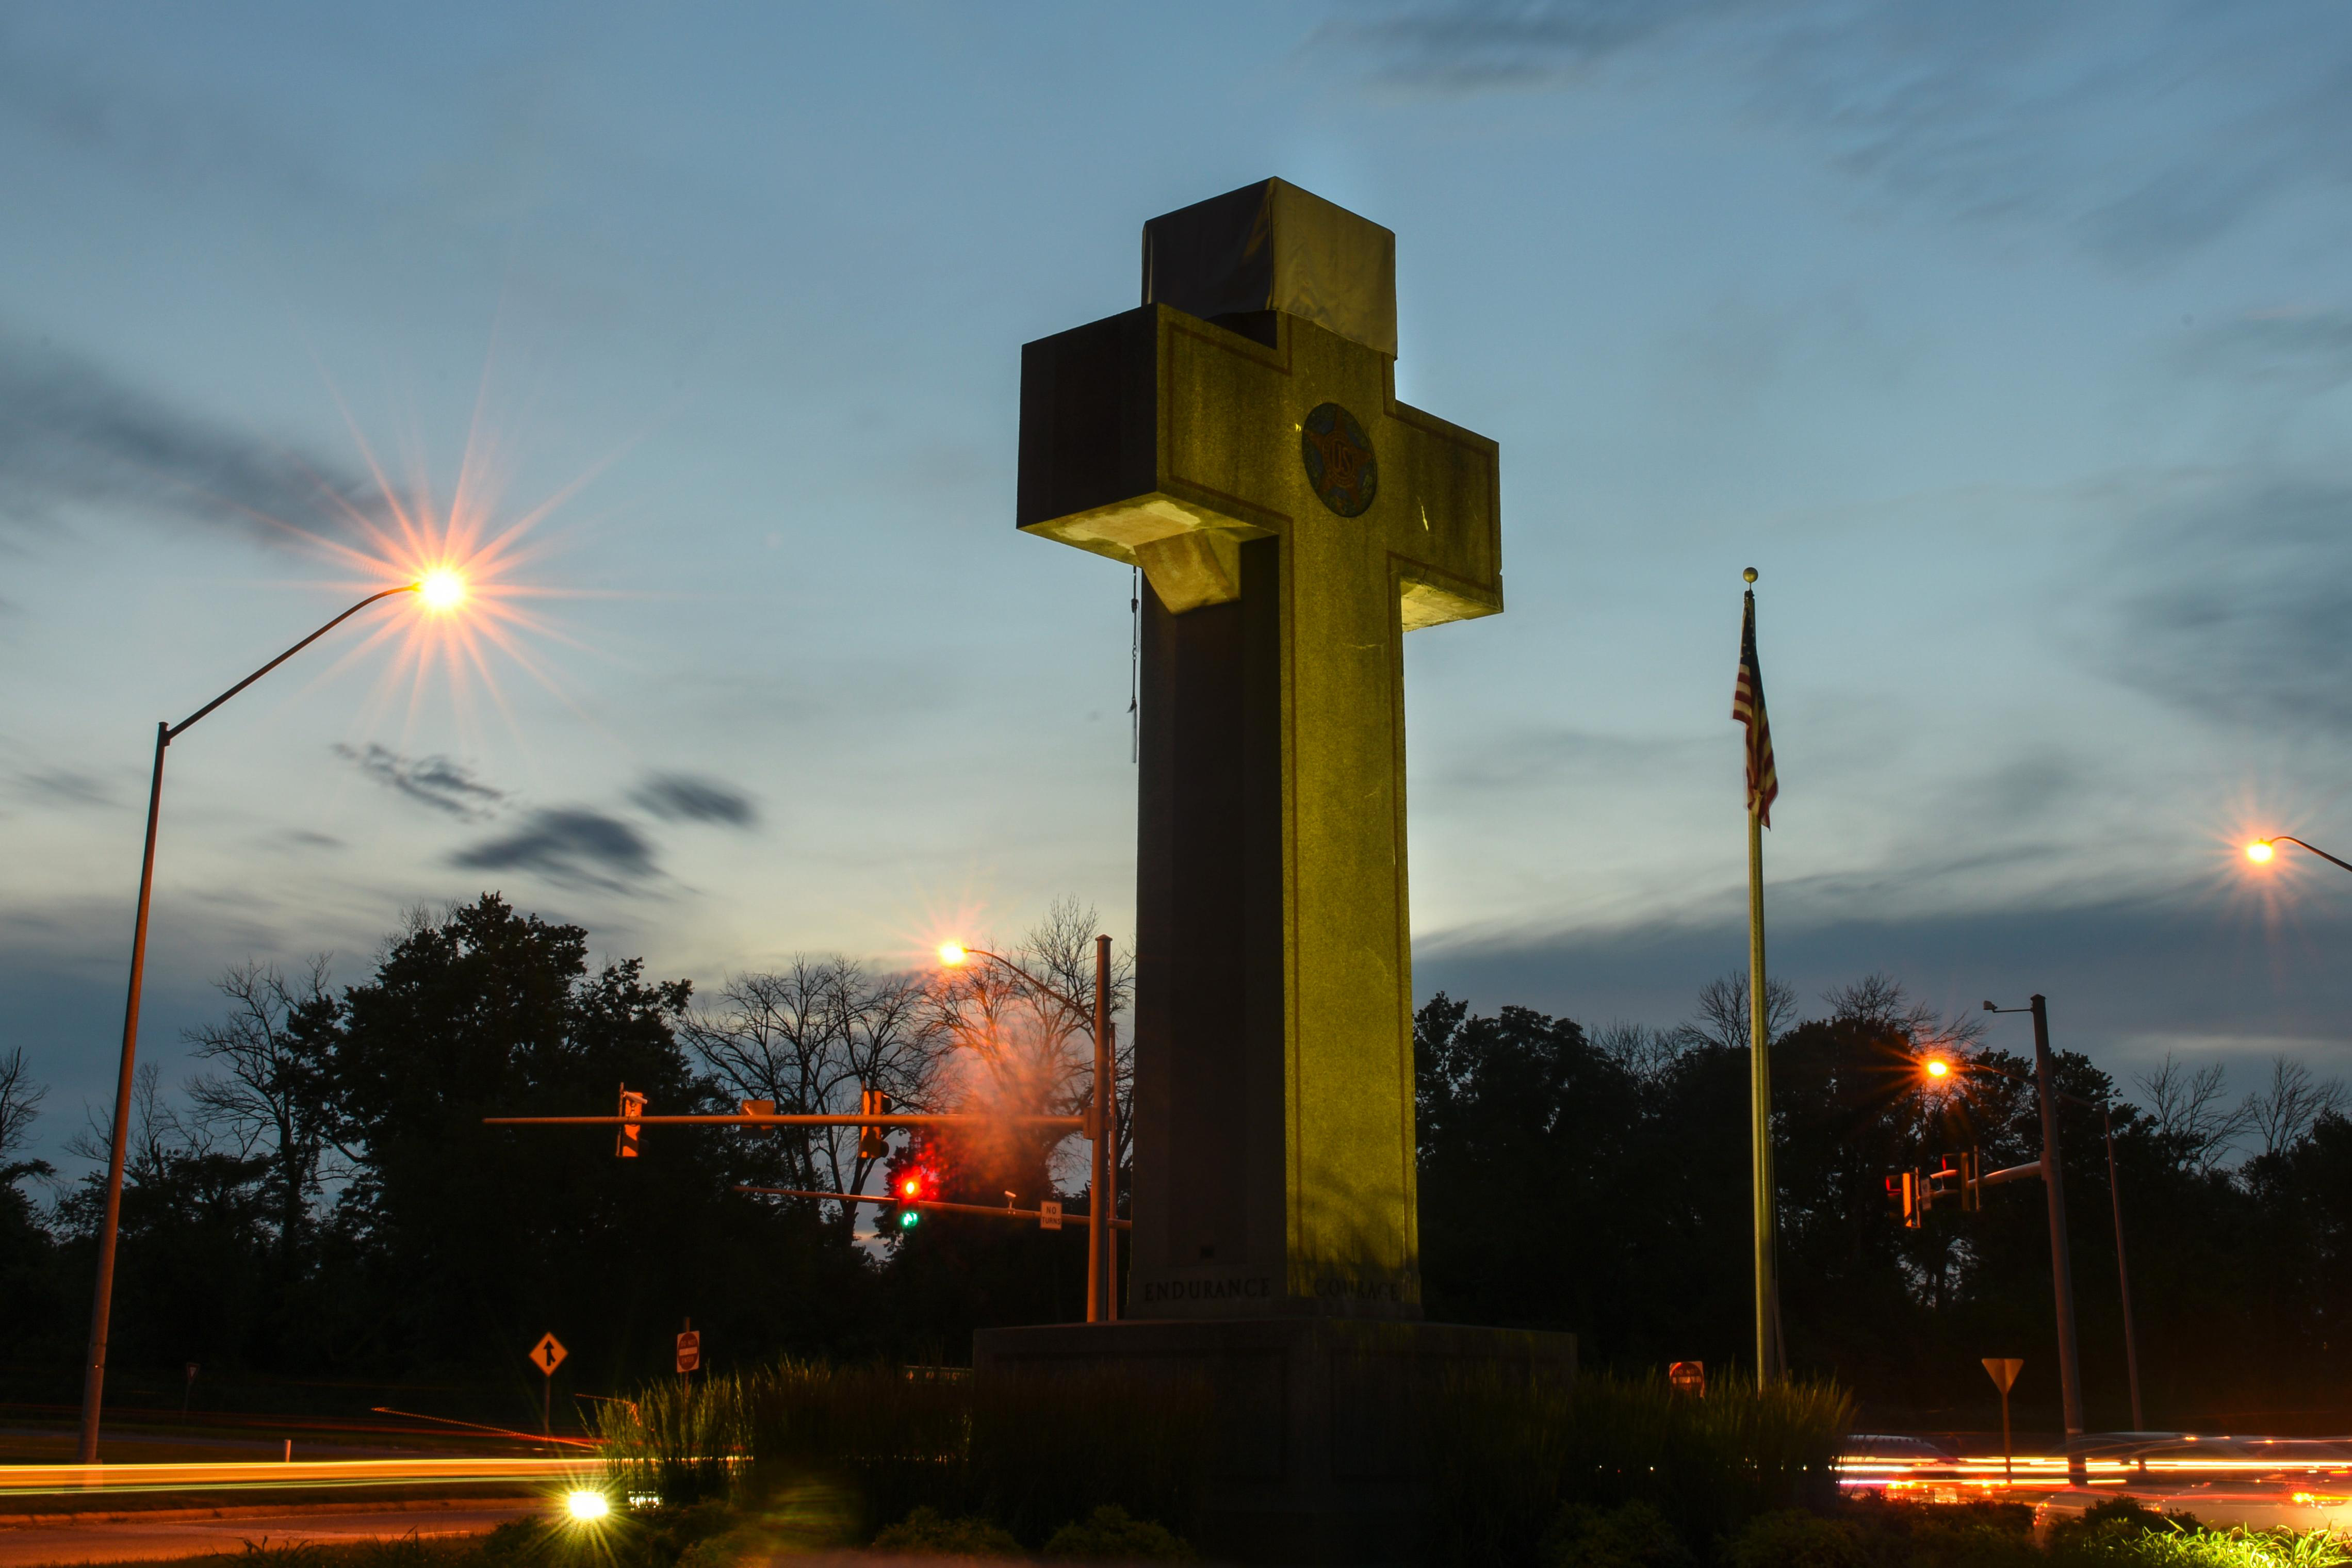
[2030,996,2088,1485]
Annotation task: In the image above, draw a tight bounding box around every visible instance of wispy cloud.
[7,767,113,809]
[333,744,505,821]
[2179,310,2352,396]
[629,772,758,828]
[452,808,658,891]
[1323,0,2352,265]
[0,333,377,544]
[1318,0,1740,86]
[2106,475,2352,732]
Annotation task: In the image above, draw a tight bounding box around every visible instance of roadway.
[0,1499,542,1566]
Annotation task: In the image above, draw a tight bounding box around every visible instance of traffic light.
[1883,1170,1920,1229]
[616,1088,646,1159]
[893,1168,928,1230]
[859,1088,893,1161]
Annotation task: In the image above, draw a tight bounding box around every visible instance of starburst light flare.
[2246,839,2276,864]
[417,568,467,612]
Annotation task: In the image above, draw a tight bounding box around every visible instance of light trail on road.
[0,1457,587,1501]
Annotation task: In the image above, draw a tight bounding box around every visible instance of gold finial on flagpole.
[1743,567,1758,583]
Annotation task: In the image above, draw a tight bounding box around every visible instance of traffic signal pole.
[1092,934,1112,1325]
[2030,995,2089,1485]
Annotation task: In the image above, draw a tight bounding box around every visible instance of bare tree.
[684,957,946,1238]
[1591,1021,1680,1080]
[68,1061,198,1185]
[1821,973,1987,1049]
[184,959,341,1259]
[2136,1055,2252,1175]
[928,897,1134,1198]
[0,1046,48,1167]
[2244,1056,2349,1158]
[1679,973,1798,1052]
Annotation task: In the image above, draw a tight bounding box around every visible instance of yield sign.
[529,1333,568,1376]
[1981,1357,2023,1393]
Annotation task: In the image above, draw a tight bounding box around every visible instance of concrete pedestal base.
[973,1317,1576,1565]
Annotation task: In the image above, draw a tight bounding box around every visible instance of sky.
[6,1,2352,1170]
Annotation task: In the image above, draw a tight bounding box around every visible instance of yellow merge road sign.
[529,1333,567,1376]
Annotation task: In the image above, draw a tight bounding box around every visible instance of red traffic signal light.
[890,1167,931,1231]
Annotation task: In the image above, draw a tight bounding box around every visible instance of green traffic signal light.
[897,1208,921,1230]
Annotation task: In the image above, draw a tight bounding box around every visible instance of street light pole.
[2027,995,2088,1484]
[78,582,428,1466]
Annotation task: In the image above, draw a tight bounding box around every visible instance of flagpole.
[1737,566,1783,1385]
[1747,793,1778,1383]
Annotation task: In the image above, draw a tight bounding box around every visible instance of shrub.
[1041,1504,1196,1561]
[1543,1499,1694,1568]
[1839,1497,2039,1568]
[1724,1509,1864,1568]
[872,1505,1025,1558]
[1418,1370,1854,1566]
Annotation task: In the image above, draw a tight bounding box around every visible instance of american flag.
[1733,590,1778,826]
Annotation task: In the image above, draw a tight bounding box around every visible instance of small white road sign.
[676,1330,701,1374]
[1039,1200,1063,1231]
[529,1333,567,1375]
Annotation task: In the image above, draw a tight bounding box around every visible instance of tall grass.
[591,1375,753,1505]
[1418,1370,1855,1566]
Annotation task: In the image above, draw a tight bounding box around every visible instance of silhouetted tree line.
[0,893,2343,1435]
[1416,977,2352,1431]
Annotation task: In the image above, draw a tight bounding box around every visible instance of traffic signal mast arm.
[733,1185,1133,1229]
[486,1112,1088,1131]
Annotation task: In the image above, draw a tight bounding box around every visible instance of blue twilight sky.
[6,2,2352,1170]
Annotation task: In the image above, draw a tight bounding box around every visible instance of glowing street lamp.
[935,937,1118,1323]
[418,568,468,613]
[1921,1056,1952,1081]
[77,579,458,1465]
[2246,835,2352,875]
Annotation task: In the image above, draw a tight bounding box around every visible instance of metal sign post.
[529,1333,567,1436]
[1982,1357,2023,1481]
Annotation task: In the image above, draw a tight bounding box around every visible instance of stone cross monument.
[1017,178,1501,1318]
[979,181,1566,1564]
